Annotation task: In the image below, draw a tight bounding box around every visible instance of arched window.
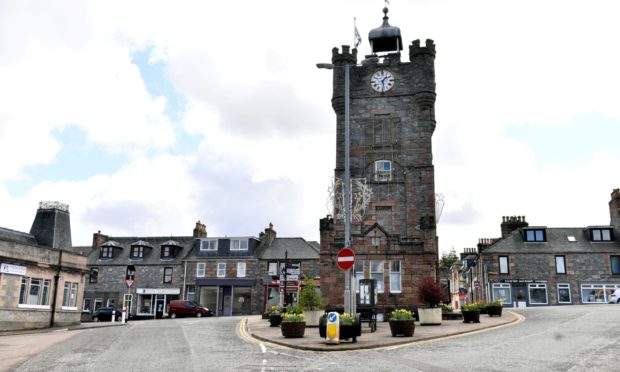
[374,160,392,181]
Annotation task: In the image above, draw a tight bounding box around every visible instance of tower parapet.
[330,46,357,116]
[409,39,436,59]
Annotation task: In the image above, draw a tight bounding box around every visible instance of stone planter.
[269,314,282,327]
[462,310,481,323]
[281,321,306,338]
[389,320,415,337]
[418,308,442,325]
[303,310,324,327]
[487,306,503,317]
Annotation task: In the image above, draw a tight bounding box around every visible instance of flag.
[354,19,362,48]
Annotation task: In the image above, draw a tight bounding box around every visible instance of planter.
[389,320,415,337]
[462,310,480,323]
[487,305,503,317]
[281,321,306,338]
[418,308,442,325]
[303,310,324,327]
[269,314,282,327]
[318,314,362,343]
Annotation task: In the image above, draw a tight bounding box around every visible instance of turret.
[29,201,72,251]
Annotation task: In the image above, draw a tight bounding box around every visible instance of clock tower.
[319,7,439,310]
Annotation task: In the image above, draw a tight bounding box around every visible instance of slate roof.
[0,226,38,246]
[258,237,319,260]
[87,236,195,265]
[484,227,620,254]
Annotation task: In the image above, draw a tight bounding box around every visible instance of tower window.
[374,160,392,182]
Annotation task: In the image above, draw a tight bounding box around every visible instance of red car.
[167,300,213,318]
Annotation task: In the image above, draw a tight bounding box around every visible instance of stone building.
[467,189,620,307]
[0,202,87,331]
[83,225,198,320]
[319,6,439,314]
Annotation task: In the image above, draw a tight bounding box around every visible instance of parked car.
[92,307,125,322]
[167,300,213,319]
[608,289,620,303]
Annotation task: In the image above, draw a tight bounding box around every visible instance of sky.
[1,0,620,255]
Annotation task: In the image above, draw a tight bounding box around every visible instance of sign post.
[337,247,356,315]
[124,265,136,324]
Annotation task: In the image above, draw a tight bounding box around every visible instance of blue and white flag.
[354,19,362,48]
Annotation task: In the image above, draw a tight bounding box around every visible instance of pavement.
[0,321,127,336]
[243,311,523,351]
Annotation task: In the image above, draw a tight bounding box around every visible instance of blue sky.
[1,0,619,254]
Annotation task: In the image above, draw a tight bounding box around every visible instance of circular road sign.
[337,247,355,270]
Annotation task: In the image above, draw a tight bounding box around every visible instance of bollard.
[122,307,127,324]
[111,309,116,323]
[325,311,340,344]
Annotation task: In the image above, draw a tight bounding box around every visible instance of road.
[8,304,620,372]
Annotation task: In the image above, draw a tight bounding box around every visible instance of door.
[155,295,165,319]
[513,284,527,307]
[219,286,232,316]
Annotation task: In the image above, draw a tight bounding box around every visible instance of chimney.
[193,221,207,238]
[609,189,620,231]
[29,201,72,250]
[92,230,109,249]
[261,223,277,246]
[500,216,528,238]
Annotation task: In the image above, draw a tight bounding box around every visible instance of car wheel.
[196,312,202,318]
[93,316,100,322]
[170,313,177,319]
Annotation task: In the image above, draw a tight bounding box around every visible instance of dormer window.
[589,228,613,242]
[231,239,248,251]
[374,160,392,182]
[200,239,218,251]
[101,246,114,258]
[131,246,145,259]
[524,228,546,242]
[161,240,181,260]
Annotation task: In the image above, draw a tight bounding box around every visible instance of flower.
[462,302,480,311]
[390,308,415,321]
[489,299,504,307]
[339,313,356,326]
[281,312,304,323]
[269,305,283,315]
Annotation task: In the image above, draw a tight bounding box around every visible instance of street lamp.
[317,62,355,315]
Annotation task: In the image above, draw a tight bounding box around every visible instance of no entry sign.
[336,247,355,270]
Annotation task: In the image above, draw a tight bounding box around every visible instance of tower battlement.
[409,39,436,59]
[331,45,358,65]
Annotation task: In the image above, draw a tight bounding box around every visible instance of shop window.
[268,262,279,276]
[492,283,511,303]
[524,228,546,242]
[354,260,364,293]
[62,282,78,308]
[499,256,509,274]
[370,260,384,293]
[557,284,571,304]
[237,262,246,278]
[611,256,620,275]
[19,277,51,307]
[163,267,173,283]
[581,284,606,303]
[555,255,566,274]
[389,260,401,293]
[528,283,548,304]
[232,287,252,315]
[200,239,218,251]
[196,263,205,277]
[89,267,99,283]
[217,263,226,278]
[231,239,248,251]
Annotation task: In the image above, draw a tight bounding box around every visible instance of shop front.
[135,288,180,318]
[490,279,549,307]
[196,279,255,316]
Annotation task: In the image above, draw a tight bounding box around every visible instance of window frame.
[100,246,113,259]
[591,228,613,242]
[389,260,401,293]
[89,267,99,283]
[62,282,78,308]
[163,267,173,283]
[200,239,218,251]
[524,229,546,242]
[230,239,249,251]
[492,283,511,303]
[130,246,145,259]
[611,255,620,275]
[196,262,206,277]
[528,283,548,305]
[237,262,246,278]
[499,256,509,274]
[19,277,52,308]
[354,260,364,293]
[555,255,566,274]
[217,263,226,278]
[374,160,392,182]
[557,283,572,304]
[82,298,91,313]
[370,260,384,293]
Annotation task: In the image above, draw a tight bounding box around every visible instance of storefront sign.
[136,288,180,295]
[491,279,548,284]
[0,263,27,276]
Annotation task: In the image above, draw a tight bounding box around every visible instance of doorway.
[513,284,527,307]
[218,286,232,316]
[155,295,165,319]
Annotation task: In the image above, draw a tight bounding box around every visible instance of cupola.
[368,7,403,54]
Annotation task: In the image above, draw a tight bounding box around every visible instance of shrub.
[418,277,445,308]
[462,303,480,312]
[298,277,323,311]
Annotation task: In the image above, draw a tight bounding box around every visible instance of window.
[62,282,78,308]
[389,260,401,293]
[354,260,364,293]
[528,283,548,304]
[492,283,511,303]
[555,255,566,274]
[370,260,384,293]
[82,298,91,313]
[524,229,546,242]
[268,262,279,276]
[611,256,620,275]
[107,298,115,307]
[499,256,509,274]
[185,285,196,302]
[591,228,613,241]
[163,267,173,283]
[19,277,51,306]
[371,236,381,247]
[162,246,172,259]
[131,246,145,259]
[200,239,218,251]
[374,160,392,182]
[100,246,113,259]
[196,263,205,277]
[557,284,571,304]
[231,239,248,251]
[89,267,99,283]
[94,298,103,311]
[237,262,246,278]
[217,263,226,278]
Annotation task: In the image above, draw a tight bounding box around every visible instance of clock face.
[370,70,395,92]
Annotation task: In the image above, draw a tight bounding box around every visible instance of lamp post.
[317,62,355,315]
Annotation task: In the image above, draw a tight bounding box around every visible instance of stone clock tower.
[319,7,439,311]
